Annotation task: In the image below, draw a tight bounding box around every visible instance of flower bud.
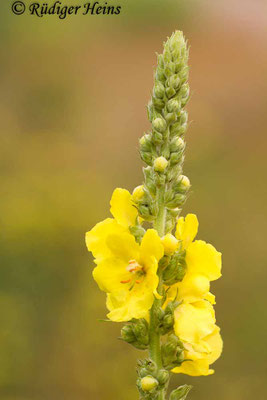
[180,175,190,189]
[152,117,167,133]
[167,99,180,113]
[152,131,163,144]
[161,234,179,255]
[162,252,186,286]
[180,110,188,125]
[141,376,159,392]
[139,133,152,152]
[169,74,180,89]
[170,137,185,152]
[121,325,136,343]
[170,152,182,166]
[154,82,165,99]
[166,87,176,99]
[132,185,145,201]
[140,151,153,166]
[169,385,192,400]
[154,156,168,172]
[157,369,169,385]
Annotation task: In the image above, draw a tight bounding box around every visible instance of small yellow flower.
[172,301,223,376]
[161,233,179,255]
[132,185,145,201]
[140,376,158,391]
[166,214,222,304]
[154,156,168,172]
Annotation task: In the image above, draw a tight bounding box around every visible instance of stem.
[148,185,167,399]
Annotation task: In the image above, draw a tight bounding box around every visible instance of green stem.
[148,185,167,399]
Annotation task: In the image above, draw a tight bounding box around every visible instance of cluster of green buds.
[137,359,169,400]
[135,31,191,232]
[162,249,187,286]
[162,334,184,370]
[121,318,149,350]
[137,359,191,400]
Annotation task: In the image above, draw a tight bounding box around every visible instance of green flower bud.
[140,151,153,166]
[170,152,183,166]
[141,376,159,392]
[166,86,176,99]
[121,319,149,350]
[153,96,165,110]
[157,369,169,385]
[154,82,165,99]
[167,99,180,113]
[169,385,192,400]
[156,67,166,82]
[121,324,136,343]
[170,137,185,152]
[129,225,145,244]
[180,110,188,125]
[165,112,177,125]
[162,252,186,286]
[152,117,167,133]
[169,74,180,89]
[139,133,152,152]
[152,131,163,145]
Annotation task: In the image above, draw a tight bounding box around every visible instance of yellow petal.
[176,273,210,303]
[105,231,139,262]
[186,240,222,281]
[205,292,216,305]
[174,301,216,343]
[175,214,199,249]
[92,257,129,293]
[110,188,138,228]
[206,326,223,365]
[172,359,213,376]
[140,229,164,268]
[106,290,153,322]
[85,218,126,261]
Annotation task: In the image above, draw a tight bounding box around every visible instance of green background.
[0,1,267,399]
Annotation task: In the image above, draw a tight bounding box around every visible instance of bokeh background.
[1,1,267,399]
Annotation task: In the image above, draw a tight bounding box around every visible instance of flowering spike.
[137,31,190,231]
[85,31,223,400]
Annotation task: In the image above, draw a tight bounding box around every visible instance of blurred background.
[0,0,267,399]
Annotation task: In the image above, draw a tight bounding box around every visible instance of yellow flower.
[85,188,138,261]
[167,214,222,304]
[172,301,223,376]
[92,228,164,322]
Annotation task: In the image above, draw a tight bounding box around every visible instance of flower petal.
[175,214,199,249]
[110,188,138,228]
[92,257,129,293]
[174,301,216,343]
[186,240,222,281]
[106,290,152,322]
[172,359,213,376]
[140,229,164,268]
[176,273,210,303]
[85,218,126,261]
[106,232,139,262]
[206,326,223,365]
